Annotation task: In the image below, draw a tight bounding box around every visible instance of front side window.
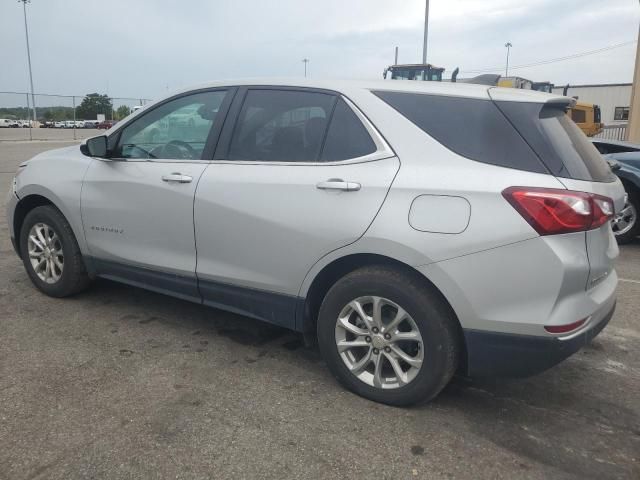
[114,90,228,160]
[228,89,335,162]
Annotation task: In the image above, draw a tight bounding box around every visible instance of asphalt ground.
[0,141,638,479]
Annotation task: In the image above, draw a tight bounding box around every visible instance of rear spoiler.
[488,86,576,108]
[459,74,501,86]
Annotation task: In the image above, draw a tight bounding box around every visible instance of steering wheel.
[163,140,197,159]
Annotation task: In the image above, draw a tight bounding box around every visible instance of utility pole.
[302,58,309,78]
[422,0,429,65]
[627,26,640,142]
[394,46,399,65]
[504,42,512,77]
[19,0,37,124]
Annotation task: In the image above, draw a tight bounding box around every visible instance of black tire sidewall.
[317,267,459,406]
[19,206,83,297]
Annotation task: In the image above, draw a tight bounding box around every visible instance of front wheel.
[19,205,91,297]
[317,266,460,406]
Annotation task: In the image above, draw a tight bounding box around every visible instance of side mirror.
[81,135,108,157]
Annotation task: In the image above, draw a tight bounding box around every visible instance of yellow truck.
[531,82,603,137]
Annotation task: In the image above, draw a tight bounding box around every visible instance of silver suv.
[6,80,625,405]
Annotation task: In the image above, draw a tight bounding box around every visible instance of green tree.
[76,93,113,120]
[115,105,131,120]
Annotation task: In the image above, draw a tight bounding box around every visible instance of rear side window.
[228,89,335,162]
[497,102,616,182]
[320,98,376,161]
[538,107,614,182]
[373,91,547,174]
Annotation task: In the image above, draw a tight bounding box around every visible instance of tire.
[317,265,460,406]
[19,205,91,297]
[613,188,639,245]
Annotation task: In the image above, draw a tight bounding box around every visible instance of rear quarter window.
[496,101,616,183]
[372,90,548,174]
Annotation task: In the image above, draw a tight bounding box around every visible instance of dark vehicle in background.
[96,120,117,130]
[593,139,640,243]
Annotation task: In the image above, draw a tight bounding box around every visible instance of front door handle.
[162,173,193,183]
[316,179,361,192]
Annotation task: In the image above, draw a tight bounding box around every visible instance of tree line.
[0,93,135,121]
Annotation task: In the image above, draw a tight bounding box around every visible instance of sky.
[0,0,639,101]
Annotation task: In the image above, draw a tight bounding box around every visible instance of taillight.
[502,187,614,235]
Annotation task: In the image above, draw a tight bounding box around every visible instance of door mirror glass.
[81,135,108,157]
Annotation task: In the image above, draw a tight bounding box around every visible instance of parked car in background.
[54,121,65,128]
[41,121,54,128]
[592,139,640,243]
[0,119,13,128]
[6,80,624,406]
[96,120,116,129]
[83,120,100,129]
[8,119,20,128]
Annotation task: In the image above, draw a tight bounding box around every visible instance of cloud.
[0,0,637,100]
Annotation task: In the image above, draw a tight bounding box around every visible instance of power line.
[460,40,636,75]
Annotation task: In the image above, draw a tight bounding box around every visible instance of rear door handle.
[162,173,193,183]
[316,179,361,191]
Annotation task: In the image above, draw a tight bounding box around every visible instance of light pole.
[422,0,429,65]
[19,0,37,124]
[504,42,512,77]
[302,58,309,78]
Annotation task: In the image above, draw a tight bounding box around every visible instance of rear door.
[193,87,399,327]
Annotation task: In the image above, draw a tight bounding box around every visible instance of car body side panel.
[194,157,400,297]
[416,234,616,336]
[10,146,92,256]
[80,160,208,277]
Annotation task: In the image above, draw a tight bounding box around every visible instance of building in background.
[552,83,631,125]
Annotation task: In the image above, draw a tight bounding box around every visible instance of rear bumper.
[463,301,615,378]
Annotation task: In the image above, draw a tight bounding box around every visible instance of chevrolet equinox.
[6,80,624,405]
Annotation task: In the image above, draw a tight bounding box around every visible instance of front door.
[81,89,232,301]
[194,88,399,326]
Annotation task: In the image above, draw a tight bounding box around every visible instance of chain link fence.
[0,91,153,141]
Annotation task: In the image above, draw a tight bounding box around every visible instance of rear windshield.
[372,90,548,174]
[496,101,615,182]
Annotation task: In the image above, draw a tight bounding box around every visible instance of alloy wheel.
[335,296,424,389]
[612,201,637,236]
[27,222,64,284]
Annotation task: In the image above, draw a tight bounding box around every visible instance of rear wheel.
[317,265,460,406]
[612,189,639,244]
[19,205,91,297]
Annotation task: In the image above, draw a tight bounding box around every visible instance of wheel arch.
[12,194,59,258]
[298,252,467,372]
[619,176,640,198]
